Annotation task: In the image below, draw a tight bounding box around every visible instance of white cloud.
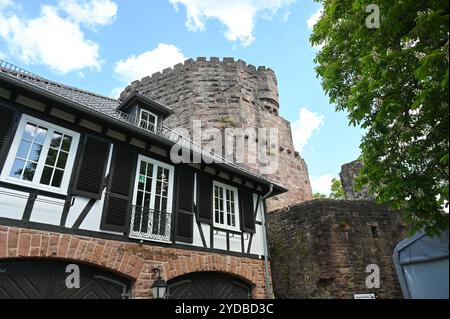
[0,1,117,74]
[114,43,187,84]
[307,7,322,29]
[307,7,324,50]
[110,86,125,99]
[0,0,12,8]
[170,0,296,46]
[59,0,117,28]
[291,107,324,153]
[310,174,334,195]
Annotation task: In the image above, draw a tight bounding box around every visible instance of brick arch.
[0,226,269,298]
[0,227,146,281]
[164,254,259,286]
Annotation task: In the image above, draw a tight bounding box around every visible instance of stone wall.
[340,160,374,200]
[0,225,270,299]
[120,57,313,211]
[267,199,405,299]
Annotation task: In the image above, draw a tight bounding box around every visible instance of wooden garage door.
[0,260,131,299]
[167,272,252,299]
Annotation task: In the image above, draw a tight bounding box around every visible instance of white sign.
[354,293,377,299]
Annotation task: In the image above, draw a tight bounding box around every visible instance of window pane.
[56,151,68,169]
[145,177,152,193]
[51,169,64,187]
[45,148,58,166]
[51,132,63,148]
[156,180,161,195]
[17,140,31,159]
[141,112,148,122]
[136,191,143,207]
[147,163,154,177]
[140,161,146,175]
[40,166,53,185]
[162,182,168,197]
[161,197,167,212]
[29,143,43,162]
[148,114,156,124]
[35,127,48,144]
[155,195,161,211]
[22,162,37,181]
[61,135,72,152]
[9,159,26,179]
[215,210,220,222]
[23,123,37,141]
[157,167,163,179]
[138,175,145,190]
[144,193,151,208]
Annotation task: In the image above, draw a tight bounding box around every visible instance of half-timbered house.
[0,60,286,299]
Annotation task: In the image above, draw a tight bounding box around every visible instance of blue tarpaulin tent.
[393,230,449,299]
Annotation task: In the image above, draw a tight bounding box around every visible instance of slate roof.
[0,59,120,113]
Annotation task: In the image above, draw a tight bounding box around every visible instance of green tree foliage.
[311,0,449,235]
[313,192,328,199]
[329,178,346,199]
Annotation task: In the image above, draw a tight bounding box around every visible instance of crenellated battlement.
[120,57,279,114]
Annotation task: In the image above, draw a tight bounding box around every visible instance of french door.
[129,155,174,242]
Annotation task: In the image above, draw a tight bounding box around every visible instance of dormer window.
[116,91,174,134]
[139,109,158,133]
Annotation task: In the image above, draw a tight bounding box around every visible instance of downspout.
[259,184,274,299]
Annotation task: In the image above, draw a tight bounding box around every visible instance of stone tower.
[120,57,313,211]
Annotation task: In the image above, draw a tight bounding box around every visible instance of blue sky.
[0,0,363,194]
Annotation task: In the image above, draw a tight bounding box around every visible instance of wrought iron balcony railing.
[129,206,171,243]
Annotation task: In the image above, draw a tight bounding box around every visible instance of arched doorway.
[167,272,252,299]
[0,259,131,299]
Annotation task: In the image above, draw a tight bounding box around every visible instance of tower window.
[370,226,379,238]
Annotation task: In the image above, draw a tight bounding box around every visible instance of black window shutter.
[177,166,195,212]
[175,166,195,243]
[240,188,256,233]
[101,144,137,233]
[0,107,17,169]
[175,212,194,243]
[73,135,110,199]
[196,172,213,224]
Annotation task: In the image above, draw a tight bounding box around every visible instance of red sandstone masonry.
[0,226,270,299]
[121,58,313,212]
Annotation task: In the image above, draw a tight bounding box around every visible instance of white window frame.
[0,114,80,195]
[213,180,240,232]
[139,109,158,133]
[129,155,175,243]
[131,154,175,214]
